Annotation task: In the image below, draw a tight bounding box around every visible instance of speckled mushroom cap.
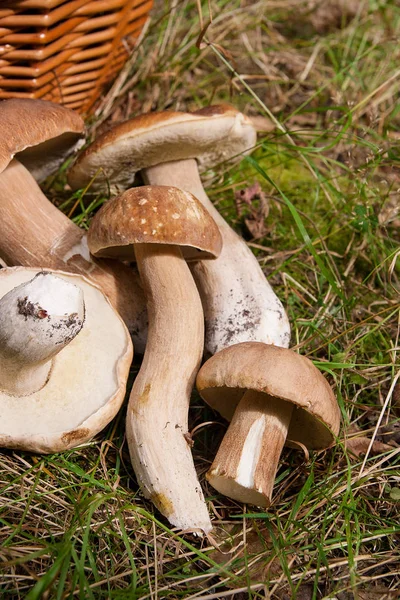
[67,104,256,193]
[0,98,85,181]
[196,342,340,449]
[0,267,133,454]
[88,186,223,261]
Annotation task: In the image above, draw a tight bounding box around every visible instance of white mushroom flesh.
[207,390,294,506]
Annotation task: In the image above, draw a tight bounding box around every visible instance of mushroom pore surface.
[0,268,133,453]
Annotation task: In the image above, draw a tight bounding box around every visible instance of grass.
[1,0,400,598]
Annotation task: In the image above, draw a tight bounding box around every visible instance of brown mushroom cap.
[67,104,256,192]
[88,186,223,261]
[196,342,340,449]
[0,98,85,181]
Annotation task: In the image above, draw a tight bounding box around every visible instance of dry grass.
[1,0,400,598]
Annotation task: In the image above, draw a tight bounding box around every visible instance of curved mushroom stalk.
[127,246,212,532]
[207,391,294,506]
[88,186,222,532]
[0,160,147,351]
[0,272,84,396]
[144,159,291,355]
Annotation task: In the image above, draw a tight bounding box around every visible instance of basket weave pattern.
[0,0,153,114]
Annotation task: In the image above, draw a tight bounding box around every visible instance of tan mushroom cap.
[0,98,85,181]
[88,186,223,261]
[196,342,340,449]
[0,267,133,454]
[67,104,256,192]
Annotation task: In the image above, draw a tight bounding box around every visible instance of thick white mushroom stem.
[0,272,84,396]
[207,391,294,506]
[0,160,147,350]
[144,159,290,356]
[126,244,212,533]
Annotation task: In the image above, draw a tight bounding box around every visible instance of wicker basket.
[0,0,153,114]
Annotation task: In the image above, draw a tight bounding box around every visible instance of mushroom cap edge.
[196,341,340,450]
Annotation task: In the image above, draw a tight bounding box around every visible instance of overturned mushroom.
[196,342,340,506]
[88,186,222,533]
[0,99,147,350]
[0,267,133,454]
[68,104,290,356]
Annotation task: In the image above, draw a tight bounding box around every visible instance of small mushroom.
[68,104,291,356]
[88,185,222,533]
[196,342,340,506]
[0,267,133,454]
[0,99,147,350]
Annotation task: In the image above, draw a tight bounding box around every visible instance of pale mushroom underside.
[0,268,132,453]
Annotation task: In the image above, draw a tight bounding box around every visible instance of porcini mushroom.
[196,342,340,506]
[0,99,147,350]
[88,185,222,533]
[68,104,291,356]
[0,267,133,454]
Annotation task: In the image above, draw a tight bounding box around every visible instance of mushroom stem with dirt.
[196,342,340,506]
[0,267,133,454]
[143,158,290,354]
[0,272,84,396]
[68,105,291,356]
[0,99,147,350]
[88,185,223,533]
